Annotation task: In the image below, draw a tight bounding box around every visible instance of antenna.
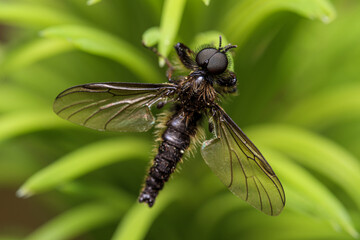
[218,35,237,53]
[223,44,237,53]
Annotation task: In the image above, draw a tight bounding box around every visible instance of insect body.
[53,36,285,215]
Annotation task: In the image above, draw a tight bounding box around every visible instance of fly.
[53,36,285,215]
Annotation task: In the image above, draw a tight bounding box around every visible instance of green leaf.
[0,111,68,144]
[196,149,358,238]
[0,2,82,27]
[111,181,186,240]
[0,38,73,75]
[246,124,360,211]
[0,86,47,112]
[276,7,360,100]
[275,84,360,129]
[59,182,134,207]
[158,0,187,66]
[87,0,102,5]
[192,31,225,47]
[17,138,151,197]
[41,25,163,83]
[221,0,336,47]
[25,202,122,240]
[142,26,160,47]
[0,156,40,186]
[195,193,247,238]
[263,148,358,238]
[224,210,352,240]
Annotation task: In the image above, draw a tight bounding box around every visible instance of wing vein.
[219,120,234,189]
[250,157,285,205]
[83,95,154,128]
[103,95,158,130]
[56,100,94,114]
[200,104,285,215]
[66,99,109,120]
[257,177,273,215]
[252,177,263,211]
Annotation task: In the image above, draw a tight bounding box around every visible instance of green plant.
[0,0,359,239]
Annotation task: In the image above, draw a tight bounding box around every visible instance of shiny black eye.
[196,48,218,67]
[195,48,228,74]
[207,52,228,74]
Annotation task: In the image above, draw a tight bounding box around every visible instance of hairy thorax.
[176,72,217,112]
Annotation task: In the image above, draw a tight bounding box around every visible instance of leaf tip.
[202,0,210,6]
[158,58,165,67]
[87,0,101,6]
[16,187,33,199]
[321,15,331,24]
[142,26,160,47]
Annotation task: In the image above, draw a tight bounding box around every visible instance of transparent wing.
[53,82,176,132]
[201,105,285,215]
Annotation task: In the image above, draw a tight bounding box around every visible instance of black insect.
[53,36,285,215]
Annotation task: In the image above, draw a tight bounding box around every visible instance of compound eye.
[196,48,218,66]
[207,52,228,74]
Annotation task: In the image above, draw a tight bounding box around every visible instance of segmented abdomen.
[138,109,201,207]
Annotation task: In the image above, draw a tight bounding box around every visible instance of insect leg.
[142,41,175,81]
[215,71,237,94]
[208,121,214,133]
[174,43,197,70]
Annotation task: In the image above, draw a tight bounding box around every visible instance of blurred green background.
[0,0,360,239]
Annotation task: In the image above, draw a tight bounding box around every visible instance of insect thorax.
[177,72,217,112]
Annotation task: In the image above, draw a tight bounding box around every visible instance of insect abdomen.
[139,109,201,206]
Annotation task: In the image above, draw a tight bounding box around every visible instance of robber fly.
[53,36,285,215]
